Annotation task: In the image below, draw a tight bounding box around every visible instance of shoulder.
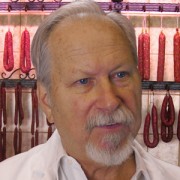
[134,140,180,180]
[0,143,45,180]
[0,130,63,180]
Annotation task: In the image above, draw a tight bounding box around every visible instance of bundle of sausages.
[160,94,175,142]
[143,104,159,148]
[143,93,178,148]
[138,28,180,82]
[3,29,32,74]
[138,30,150,80]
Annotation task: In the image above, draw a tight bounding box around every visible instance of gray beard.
[85,106,135,166]
[85,134,133,166]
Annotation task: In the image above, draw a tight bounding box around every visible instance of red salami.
[3,30,14,71]
[161,94,175,127]
[143,105,159,148]
[157,31,166,81]
[20,29,31,73]
[173,28,180,82]
[161,123,173,143]
[143,31,150,80]
[138,32,144,79]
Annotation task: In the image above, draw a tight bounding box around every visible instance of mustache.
[85,106,134,132]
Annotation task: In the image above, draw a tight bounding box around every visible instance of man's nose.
[95,80,120,113]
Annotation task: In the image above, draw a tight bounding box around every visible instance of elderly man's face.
[45,17,141,166]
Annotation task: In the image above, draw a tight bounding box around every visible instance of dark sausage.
[173,28,180,82]
[143,31,150,80]
[138,32,144,79]
[3,30,14,71]
[161,94,175,126]
[157,31,166,81]
[20,29,31,73]
[143,105,159,148]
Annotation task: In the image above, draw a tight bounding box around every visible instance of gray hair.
[31,0,137,93]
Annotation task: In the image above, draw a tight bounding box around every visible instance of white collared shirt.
[0,130,180,180]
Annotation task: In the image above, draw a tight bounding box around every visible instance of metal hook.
[142,5,146,12]
[159,4,163,12]
[24,4,29,12]
[125,3,129,11]
[108,3,113,11]
[175,5,179,12]
[41,4,45,11]
[7,4,12,12]
[165,84,170,96]
[114,2,123,13]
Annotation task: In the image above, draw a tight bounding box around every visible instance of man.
[0,0,180,179]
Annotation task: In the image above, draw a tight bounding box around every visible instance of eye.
[116,71,128,78]
[78,78,89,85]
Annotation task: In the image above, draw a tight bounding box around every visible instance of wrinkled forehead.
[47,14,129,57]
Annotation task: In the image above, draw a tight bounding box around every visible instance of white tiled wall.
[0,0,180,166]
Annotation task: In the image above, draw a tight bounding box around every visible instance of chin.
[85,134,134,166]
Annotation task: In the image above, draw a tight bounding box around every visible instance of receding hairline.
[47,13,132,53]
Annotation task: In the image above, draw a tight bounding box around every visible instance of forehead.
[47,15,130,57]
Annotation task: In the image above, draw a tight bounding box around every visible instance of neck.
[81,153,136,180]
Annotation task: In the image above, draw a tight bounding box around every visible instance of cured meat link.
[173,28,180,82]
[143,31,150,80]
[20,29,31,73]
[161,94,175,127]
[161,123,173,143]
[138,32,144,79]
[143,105,159,148]
[3,31,14,71]
[157,31,166,81]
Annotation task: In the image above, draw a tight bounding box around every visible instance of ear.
[37,82,54,124]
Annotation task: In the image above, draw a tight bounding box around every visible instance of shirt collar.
[131,140,151,180]
[53,131,150,180]
[52,130,87,180]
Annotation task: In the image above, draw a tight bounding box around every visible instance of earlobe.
[37,82,54,124]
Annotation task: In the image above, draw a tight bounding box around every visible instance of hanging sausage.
[143,104,159,148]
[3,30,14,72]
[13,83,24,155]
[157,31,166,81]
[31,83,39,148]
[160,92,175,143]
[0,83,7,161]
[173,28,180,82]
[20,29,31,74]
[138,31,144,79]
[143,89,159,148]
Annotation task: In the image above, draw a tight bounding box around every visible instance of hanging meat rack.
[0,1,179,91]
[0,1,179,13]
